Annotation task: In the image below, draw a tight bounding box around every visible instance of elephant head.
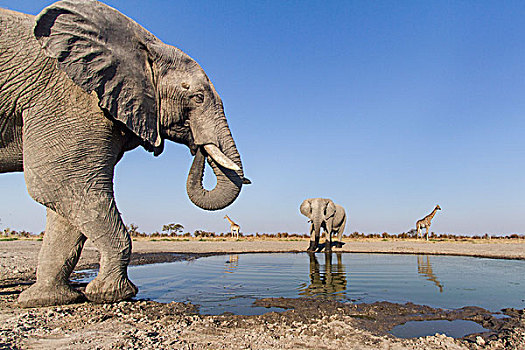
[300,198,337,251]
[34,0,248,210]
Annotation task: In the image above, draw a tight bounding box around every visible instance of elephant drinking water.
[0,0,249,307]
[300,198,347,252]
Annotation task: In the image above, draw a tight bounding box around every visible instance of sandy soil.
[1,239,524,349]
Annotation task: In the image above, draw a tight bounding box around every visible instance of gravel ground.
[1,239,524,349]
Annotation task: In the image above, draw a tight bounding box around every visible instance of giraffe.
[416,205,441,240]
[224,215,240,240]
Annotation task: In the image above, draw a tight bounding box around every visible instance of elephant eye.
[191,93,204,104]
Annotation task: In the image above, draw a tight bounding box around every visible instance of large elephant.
[0,0,249,307]
[300,198,346,252]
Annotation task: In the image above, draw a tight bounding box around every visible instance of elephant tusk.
[203,144,240,171]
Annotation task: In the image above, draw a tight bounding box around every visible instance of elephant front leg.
[73,195,138,303]
[324,232,333,253]
[18,209,87,307]
[307,225,319,252]
[323,221,333,252]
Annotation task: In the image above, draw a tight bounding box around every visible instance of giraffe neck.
[225,216,235,225]
[427,208,438,221]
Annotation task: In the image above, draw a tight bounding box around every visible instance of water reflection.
[81,253,525,314]
[224,254,239,273]
[417,255,444,292]
[299,252,347,300]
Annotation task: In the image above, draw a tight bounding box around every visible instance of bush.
[162,223,184,236]
[194,230,216,238]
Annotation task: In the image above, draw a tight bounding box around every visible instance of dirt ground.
[1,239,524,349]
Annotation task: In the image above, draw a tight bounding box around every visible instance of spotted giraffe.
[416,205,441,240]
[224,215,240,239]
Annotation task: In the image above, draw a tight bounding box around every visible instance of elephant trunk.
[186,113,244,211]
[313,217,322,240]
[308,217,322,251]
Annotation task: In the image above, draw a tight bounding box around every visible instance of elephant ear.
[34,0,162,153]
[300,199,312,218]
[324,200,336,219]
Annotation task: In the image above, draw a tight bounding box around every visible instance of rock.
[476,336,485,346]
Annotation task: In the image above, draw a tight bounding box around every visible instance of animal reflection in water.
[417,255,444,292]
[224,255,239,273]
[299,252,347,300]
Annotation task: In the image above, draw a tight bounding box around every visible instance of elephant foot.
[85,275,138,303]
[18,282,85,308]
[306,241,318,252]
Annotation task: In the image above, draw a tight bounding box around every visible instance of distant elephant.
[300,198,347,252]
[0,0,249,307]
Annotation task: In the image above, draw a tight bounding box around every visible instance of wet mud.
[253,297,524,345]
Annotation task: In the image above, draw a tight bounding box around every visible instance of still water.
[390,319,490,339]
[81,253,524,315]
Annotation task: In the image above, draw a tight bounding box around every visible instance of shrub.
[162,223,184,236]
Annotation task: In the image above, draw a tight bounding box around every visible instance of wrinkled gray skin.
[0,0,248,307]
[300,198,346,252]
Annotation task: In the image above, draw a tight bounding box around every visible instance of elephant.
[0,0,249,307]
[300,198,346,252]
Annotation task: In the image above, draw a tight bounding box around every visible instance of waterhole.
[79,253,524,318]
[390,319,490,338]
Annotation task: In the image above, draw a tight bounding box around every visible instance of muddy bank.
[1,239,524,349]
[1,288,524,349]
[254,298,524,345]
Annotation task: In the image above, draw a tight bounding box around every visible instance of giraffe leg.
[426,227,430,241]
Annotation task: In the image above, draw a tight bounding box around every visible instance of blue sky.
[1,1,524,235]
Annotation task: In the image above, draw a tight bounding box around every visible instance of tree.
[162,223,184,236]
[126,223,141,237]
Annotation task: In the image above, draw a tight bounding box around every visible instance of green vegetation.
[162,223,184,236]
[0,237,18,241]
[1,223,523,241]
[0,227,43,240]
